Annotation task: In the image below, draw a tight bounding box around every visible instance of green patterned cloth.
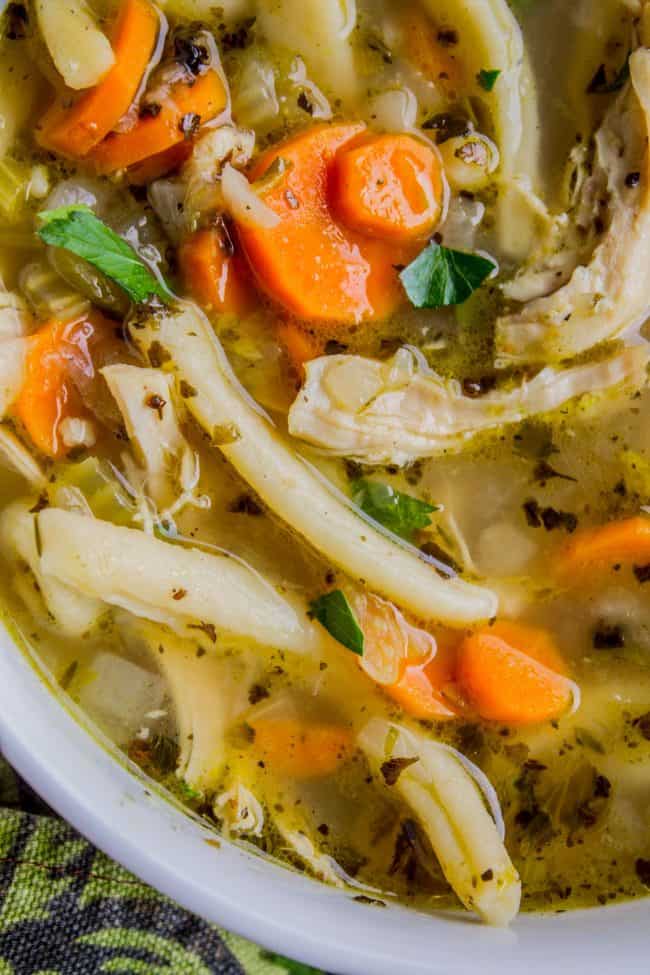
[0,757,323,975]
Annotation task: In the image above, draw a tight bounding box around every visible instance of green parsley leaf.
[309,590,364,655]
[37,205,170,304]
[477,68,501,91]
[400,242,496,308]
[352,478,438,540]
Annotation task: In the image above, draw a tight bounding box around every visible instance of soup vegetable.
[1,0,650,927]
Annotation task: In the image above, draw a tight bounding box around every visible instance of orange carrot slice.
[456,621,572,725]
[250,717,353,780]
[14,313,114,458]
[36,0,161,159]
[91,69,227,174]
[558,517,650,578]
[238,124,416,326]
[179,228,255,317]
[385,636,460,720]
[276,322,325,377]
[128,141,193,185]
[332,134,445,242]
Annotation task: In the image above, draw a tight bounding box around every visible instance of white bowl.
[0,625,647,975]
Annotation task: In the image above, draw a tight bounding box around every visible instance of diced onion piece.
[221,164,281,230]
[368,88,418,133]
[232,56,280,130]
[358,718,521,926]
[38,508,316,653]
[35,0,115,90]
[59,417,97,450]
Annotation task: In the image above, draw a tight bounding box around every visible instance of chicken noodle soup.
[1,0,650,926]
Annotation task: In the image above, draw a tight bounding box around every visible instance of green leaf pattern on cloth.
[0,757,326,975]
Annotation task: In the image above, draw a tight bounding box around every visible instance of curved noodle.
[419,0,543,258]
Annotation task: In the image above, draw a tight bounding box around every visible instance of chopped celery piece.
[53,457,135,525]
[0,157,29,222]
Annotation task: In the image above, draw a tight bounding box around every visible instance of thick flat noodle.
[38,508,315,653]
[497,49,650,365]
[129,302,497,625]
[257,0,358,102]
[358,719,521,926]
[420,0,542,258]
[0,501,102,637]
[288,346,649,465]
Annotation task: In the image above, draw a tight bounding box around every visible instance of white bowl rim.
[1,623,649,975]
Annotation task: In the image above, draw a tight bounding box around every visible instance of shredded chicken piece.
[288,346,649,465]
[497,48,650,364]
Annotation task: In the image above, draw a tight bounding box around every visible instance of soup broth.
[0,0,649,924]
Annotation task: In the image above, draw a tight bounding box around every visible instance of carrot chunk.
[276,322,325,377]
[250,717,353,780]
[91,69,227,173]
[456,621,572,725]
[332,134,445,243]
[558,517,650,578]
[385,637,460,720]
[14,313,114,458]
[179,228,254,317]
[128,141,194,186]
[237,124,416,326]
[36,0,161,158]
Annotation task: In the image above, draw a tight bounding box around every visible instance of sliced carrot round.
[385,637,460,720]
[250,717,353,780]
[331,134,445,243]
[36,0,161,159]
[558,517,650,578]
[91,69,227,174]
[456,622,572,726]
[13,312,115,458]
[128,141,194,186]
[179,228,255,317]
[238,124,416,326]
[276,322,325,377]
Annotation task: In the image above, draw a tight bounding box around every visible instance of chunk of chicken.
[497,49,650,365]
[288,346,649,465]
